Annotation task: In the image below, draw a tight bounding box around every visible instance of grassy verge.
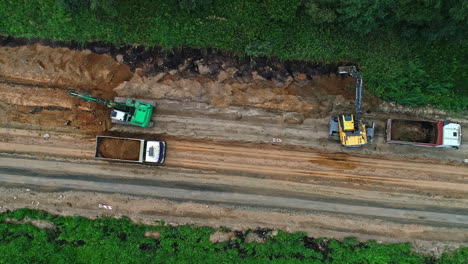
[0,0,467,112]
[1,208,467,263]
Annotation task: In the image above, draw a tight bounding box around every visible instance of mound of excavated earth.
[97,137,141,161]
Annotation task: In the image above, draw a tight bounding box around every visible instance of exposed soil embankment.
[0,44,132,95]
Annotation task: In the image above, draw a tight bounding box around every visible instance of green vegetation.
[0,0,467,111]
[1,208,467,263]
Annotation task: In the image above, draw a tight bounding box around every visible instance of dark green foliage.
[177,0,213,13]
[302,0,468,39]
[265,0,302,22]
[0,209,466,263]
[57,0,90,12]
[304,0,337,24]
[0,0,467,111]
[89,0,118,18]
[439,247,468,264]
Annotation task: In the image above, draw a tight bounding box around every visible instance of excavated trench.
[0,36,363,134]
[0,35,463,144]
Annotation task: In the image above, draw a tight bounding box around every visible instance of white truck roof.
[442,123,462,147]
[145,141,165,163]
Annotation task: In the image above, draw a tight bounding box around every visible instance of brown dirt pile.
[98,138,141,161]
[0,44,133,95]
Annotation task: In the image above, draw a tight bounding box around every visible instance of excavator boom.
[68,91,115,107]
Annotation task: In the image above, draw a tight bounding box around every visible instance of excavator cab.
[329,66,375,147]
[340,115,355,131]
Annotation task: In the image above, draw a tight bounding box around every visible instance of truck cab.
[145,141,166,163]
[442,122,462,149]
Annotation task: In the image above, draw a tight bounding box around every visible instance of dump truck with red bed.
[386,119,461,149]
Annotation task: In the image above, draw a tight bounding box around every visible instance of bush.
[57,0,90,12]
[2,209,465,263]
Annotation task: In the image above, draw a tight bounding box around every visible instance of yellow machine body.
[337,114,368,147]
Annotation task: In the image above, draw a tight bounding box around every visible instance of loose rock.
[144,231,161,239]
[209,231,237,244]
[4,217,57,230]
[283,112,304,124]
[115,54,124,63]
[245,232,266,244]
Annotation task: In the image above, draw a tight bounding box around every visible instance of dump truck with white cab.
[386,119,462,149]
[95,136,166,164]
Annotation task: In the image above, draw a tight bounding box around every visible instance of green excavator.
[68,91,155,128]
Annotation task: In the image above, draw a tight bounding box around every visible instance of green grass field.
[0,0,467,111]
[1,208,467,263]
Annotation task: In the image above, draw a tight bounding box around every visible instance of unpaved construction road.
[0,42,467,255]
[1,128,468,255]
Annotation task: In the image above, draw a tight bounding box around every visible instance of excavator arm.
[338,66,363,121]
[68,91,124,109]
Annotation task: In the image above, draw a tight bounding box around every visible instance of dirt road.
[1,129,467,224]
[1,142,468,256]
[2,158,468,226]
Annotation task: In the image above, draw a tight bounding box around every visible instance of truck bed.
[386,119,439,145]
[95,136,143,162]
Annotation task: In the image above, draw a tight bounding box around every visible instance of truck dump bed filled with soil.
[390,120,437,143]
[97,138,141,161]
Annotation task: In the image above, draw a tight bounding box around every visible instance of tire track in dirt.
[1,155,466,212]
[165,158,468,195]
[1,171,468,227]
[169,141,468,176]
[162,140,468,196]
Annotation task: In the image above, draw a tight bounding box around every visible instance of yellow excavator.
[329,66,375,147]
